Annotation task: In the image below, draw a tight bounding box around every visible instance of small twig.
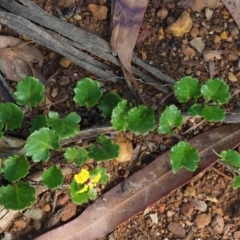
[218,160,240,175]
[211,166,232,181]
[51,189,58,213]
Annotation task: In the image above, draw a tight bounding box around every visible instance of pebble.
[151,0,159,9]
[195,213,212,228]
[190,27,199,37]
[228,72,238,82]
[190,37,205,54]
[205,8,213,19]
[167,222,186,238]
[59,57,72,68]
[59,76,70,86]
[159,203,166,213]
[189,198,207,212]
[212,25,224,33]
[181,202,194,217]
[184,185,196,196]
[149,213,158,224]
[88,4,108,20]
[220,31,228,40]
[157,8,168,20]
[14,220,27,229]
[234,231,240,238]
[213,35,221,43]
[211,215,224,234]
[181,44,196,57]
[167,210,175,217]
[223,50,238,61]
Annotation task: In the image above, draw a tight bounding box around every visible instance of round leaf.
[187,103,202,116]
[70,181,88,204]
[14,77,45,107]
[233,175,240,189]
[29,115,47,133]
[25,128,61,162]
[64,147,88,166]
[201,78,230,104]
[89,168,109,184]
[220,150,240,168]
[174,76,201,102]
[98,92,122,118]
[74,78,102,107]
[42,165,64,189]
[0,103,24,130]
[158,105,183,134]
[201,105,225,122]
[87,188,97,200]
[89,135,120,161]
[3,155,30,182]
[0,181,36,210]
[126,105,155,135]
[170,141,200,173]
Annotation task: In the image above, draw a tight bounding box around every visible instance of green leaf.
[89,168,109,184]
[64,147,88,166]
[0,120,3,139]
[187,103,202,116]
[70,180,88,204]
[0,181,36,210]
[46,111,81,139]
[0,159,4,174]
[42,165,64,189]
[220,150,240,168]
[25,128,61,162]
[89,135,120,161]
[233,175,240,189]
[158,105,183,134]
[98,92,122,118]
[74,78,102,107]
[201,78,230,104]
[111,100,131,131]
[174,76,201,102]
[126,105,155,135]
[0,103,24,130]
[201,105,225,122]
[29,115,47,133]
[170,141,200,173]
[14,77,45,107]
[3,155,30,182]
[87,188,97,200]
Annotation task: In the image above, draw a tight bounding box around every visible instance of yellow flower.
[74,169,101,193]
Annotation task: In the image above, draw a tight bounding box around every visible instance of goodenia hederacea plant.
[29,115,47,133]
[42,165,64,189]
[170,141,200,173]
[0,120,3,139]
[25,128,61,162]
[74,78,102,108]
[3,155,30,182]
[174,76,201,102]
[220,150,240,168]
[98,92,122,118]
[158,104,183,134]
[14,76,45,107]
[89,135,120,161]
[201,78,230,104]
[125,105,155,135]
[46,111,81,139]
[0,181,36,210]
[0,103,24,131]
[64,147,88,166]
[233,175,240,189]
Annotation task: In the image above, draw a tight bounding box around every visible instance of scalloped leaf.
[111,100,131,131]
[14,77,45,107]
[170,141,200,173]
[187,103,202,116]
[0,103,24,130]
[201,78,230,104]
[25,128,61,162]
[0,181,36,210]
[70,180,88,205]
[89,168,109,184]
[158,104,183,134]
[87,189,97,200]
[220,150,240,168]
[42,165,64,189]
[29,115,47,133]
[201,105,225,122]
[98,92,122,118]
[233,175,240,189]
[174,76,201,102]
[3,155,30,182]
[0,120,3,139]
[74,78,102,107]
[89,135,120,161]
[64,147,88,166]
[46,111,81,139]
[126,105,155,135]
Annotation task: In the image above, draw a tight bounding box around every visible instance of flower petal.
[77,185,88,193]
[92,173,101,183]
[74,169,89,184]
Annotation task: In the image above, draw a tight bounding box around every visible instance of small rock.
[205,8,213,19]
[151,0,159,9]
[229,26,239,37]
[59,57,71,68]
[167,222,186,238]
[223,223,231,235]
[181,203,194,217]
[195,213,211,228]
[165,10,192,37]
[158,27,164,40]
[181,44,196,57]
[211,215,224,234]
[73,13,82,21]
[141,51,147,61]
[212,25,224,33]
[167,210,175,217]
[220,31,228,40]
[234,231,240,238]
[14,220,26,229]
[184,185,196,196]
[190,37,205,54]
[43,204,51,212]
[59,76,70,86]
[24,208,42,220]
[203,50,223,61]
[212,208,224,216]
[61,202,77,222]
[223,50,239,61]
[190,27,199,37]
[189,199,207,212]
[228,72,238,82]
[149,213,158,224]
[157,8,168,20]
[213,35,221,43]
[88,4,108,20]
[198,26,207,36]
[33,220,41,231]
[159,203,166,213]
[51,88,58,98]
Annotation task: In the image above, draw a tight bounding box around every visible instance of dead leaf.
[35,123,240,240]
[181,44,196,57]
[203,50,223,61]
[0,35,43,81]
